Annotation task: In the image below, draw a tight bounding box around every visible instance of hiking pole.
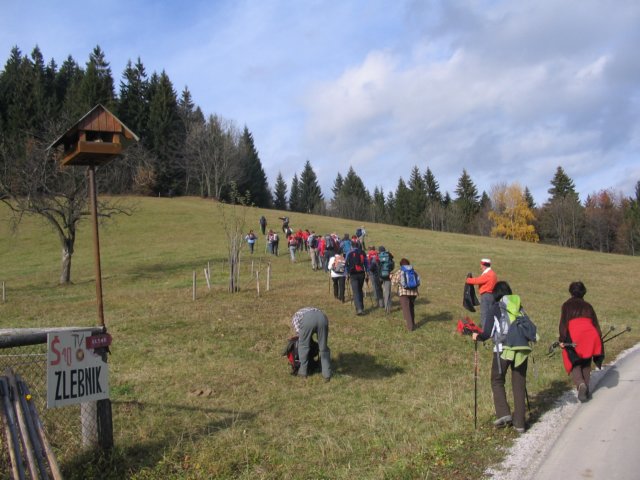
[474,339,478,430]
[601,325,615,342]
[603,326,631,344]
[365,276,374,307]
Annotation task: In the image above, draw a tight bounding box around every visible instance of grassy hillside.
[1,196,639,479]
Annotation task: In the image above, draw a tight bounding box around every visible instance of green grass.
[1,196,639,479]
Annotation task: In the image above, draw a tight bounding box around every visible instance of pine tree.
[372,187,387,223]
[548,166,577,199]
[333,166,370,220]
[57,55,84,123]
[524,186,535,209]
[147,70,186,195]
[118,58,149,139]
[393,178,411,226]
[79,45,115,113]
[237,126,271,207]
[298,160,323,213]
[539,166,584,247]
[289,174,300,212]
[424,167,444,230]
[453,169,480,233]
[273,172,288,210]
[332,173,344,198]
[407,166,427,227]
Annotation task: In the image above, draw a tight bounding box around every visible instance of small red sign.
[86,333,112,349]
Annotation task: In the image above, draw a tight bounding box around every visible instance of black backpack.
[348,250,365,274]
[282,336,319,375]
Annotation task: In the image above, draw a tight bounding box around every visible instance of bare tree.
[218,184,250,293]
[0,127,133,284]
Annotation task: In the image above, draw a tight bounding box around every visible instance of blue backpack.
[400,265,420,289]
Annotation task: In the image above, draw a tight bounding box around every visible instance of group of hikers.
[462,259,604,433]
[251,216,422,330]
[257,215,604,434]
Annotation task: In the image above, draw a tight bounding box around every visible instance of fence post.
[256,271,260,297]
[204,268,211,290]
[2,281,5,302]
[267,263,271,291]
[192,271,196,301]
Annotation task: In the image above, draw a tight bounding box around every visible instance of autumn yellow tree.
[489,182,539,242]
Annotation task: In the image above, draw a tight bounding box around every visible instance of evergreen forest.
[2,45,640,256]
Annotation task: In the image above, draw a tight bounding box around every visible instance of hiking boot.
[493,415,512,428]
[577,383,588,402]
[514,426,526,434]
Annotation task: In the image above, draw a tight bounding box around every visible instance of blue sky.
[2,0,639,205]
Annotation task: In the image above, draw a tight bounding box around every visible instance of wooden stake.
[192,271,196,300]
[267,262,271,291]
[256,271,260,297]
[2,281,5,302]
[204,268,211,290]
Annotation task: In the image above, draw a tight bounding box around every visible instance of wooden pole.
[204,268,211,290]
[7,371,39,479]
[267,262,271,291]
[22,380,63,479]
[2,281,5,302]
[192,271,197,300]
[256,271,260,297]
[0,377,23,480]
[88,166,105,327]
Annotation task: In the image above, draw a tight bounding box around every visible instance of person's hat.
[481,258,491,265]
[378,246,386,252]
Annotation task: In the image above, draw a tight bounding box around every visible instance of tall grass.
[1,197,638,479]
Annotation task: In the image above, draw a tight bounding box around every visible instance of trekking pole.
[601,325,615,342]
[474,340,478,430]
[603,326,631,344]
[365,277,374,307]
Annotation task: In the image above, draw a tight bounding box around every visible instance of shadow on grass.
[415,310,454,329]
[526,379,570,425]
[61,401,256,480]
[333,352,405,379]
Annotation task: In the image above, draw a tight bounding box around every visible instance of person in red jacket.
[465,258,498,328]
[559,281,604,402]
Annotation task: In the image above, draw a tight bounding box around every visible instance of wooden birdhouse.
[49,104,139,167]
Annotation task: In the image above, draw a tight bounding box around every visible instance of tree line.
[2,45,639,260]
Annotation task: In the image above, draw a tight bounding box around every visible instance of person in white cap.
[465,258,498,328]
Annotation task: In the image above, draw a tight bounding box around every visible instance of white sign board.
[47,330,109,408]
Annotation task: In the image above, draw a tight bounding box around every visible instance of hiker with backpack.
[323,233,338,272]
[308,231,321,271]
[472,281,536,433]
[378,246,395,313]
[391,258,420,331]
[287,234,297,262]
[465,258,498,328]
[279,216,290,234]
[245,229,257,254]
[328,251,347,302]
[558,281,604,403]
[367,246,384,308]
[290,307,332,381]
[259,215,267,235]
[340,234,352,257]
[356,226,366,249]
[346,243,369,315]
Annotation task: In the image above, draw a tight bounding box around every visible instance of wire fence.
[0,331,104,478]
